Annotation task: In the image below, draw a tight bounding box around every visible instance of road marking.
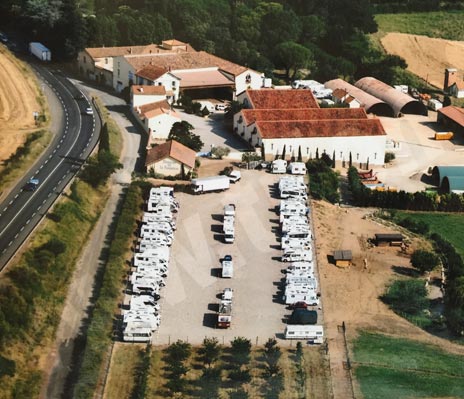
[42,199,46,204]
[32,212,36,218]
[8,241,12,247]
[39,165,43,169]
[2,249,5,254]
[37,205,41,211]
[14,194,18,199]
[3,207,7,212]
[26,219,30,224]
[20,226,24,232]
[14,233,18,239]
[0,69,84,239]
[8,200,13,205]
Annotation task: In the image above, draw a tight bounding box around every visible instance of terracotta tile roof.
[145,140,196,169]
[136,65,170,81]
[134,100,177,119]
[171,69,234,88]
[85,44,161,59]
[162,39,187,47]
[332,88,348,99]
[438,106,464,126]
[256,119,386,139]
[131,85,166,95]
[241,108,367,126]
[128,51,249,77]
[246,89,319,109]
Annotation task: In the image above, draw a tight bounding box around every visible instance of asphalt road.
[0,61,101,271]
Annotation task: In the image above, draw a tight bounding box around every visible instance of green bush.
[383,279,428,315]
[410,250,440,274]
[307,160,340,203]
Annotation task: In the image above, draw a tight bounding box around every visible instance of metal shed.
[324,79,394,117]
[355,77,427,117]
[441,176,464,194]
[333,250,353,267]
[431,165,464,186]
[375,233,403,247]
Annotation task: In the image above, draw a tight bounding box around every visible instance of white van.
[272,159,287,174]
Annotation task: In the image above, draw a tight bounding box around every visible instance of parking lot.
[155,170,306,345]
[374,113,464,192]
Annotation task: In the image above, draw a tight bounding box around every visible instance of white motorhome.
[272,159,288,174]
[123,323,153,342]
[286,261,314,274]
[224,204,236,217]
[284,325,324,343]
[282,249,313,263]
[288,162,307,175]
[283,290,319,306]
[223,215,235,243]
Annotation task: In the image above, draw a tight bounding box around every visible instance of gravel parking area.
[155,170,294,345]
[372,113,464,192]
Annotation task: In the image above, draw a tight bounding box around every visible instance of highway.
[0,62,101,271]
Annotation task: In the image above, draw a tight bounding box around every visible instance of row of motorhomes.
[276,176,324,344]
[122,187,178,343]
[271,160,307,175]
[223,204,236,244]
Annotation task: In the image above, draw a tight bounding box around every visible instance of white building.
[132,100,181,144]
[233,89,386,165]
[131,85,169,107]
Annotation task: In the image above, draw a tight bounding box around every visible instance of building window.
[289,145,292,152]
[307,147,309,154]
[340,151,343,158]
[117,69,120,78]
[172,81,176,87]
[357,153,359,160]
[374,152,377,159]
[158,82,162,86]
[105,58,108,64]
[271,144,274,150]
[245,73,251,84]
[83,56,86,63]
[238,116,243,123]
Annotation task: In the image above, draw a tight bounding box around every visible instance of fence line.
[96,341,115,399]
[341,322,356,399]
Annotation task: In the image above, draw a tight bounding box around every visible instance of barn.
[437,106,464,137]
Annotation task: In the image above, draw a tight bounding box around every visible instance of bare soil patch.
[313,200,464,357]
[381,32,464,89]
[0,46,42,162]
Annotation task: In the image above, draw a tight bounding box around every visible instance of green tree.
[383,280,428,315]
[168,121,203,152]
[211,146,230,160]
[297,145,302,162]
[273,41,314,80]
[166,340,192,364]
[411,250,440,274]
[199,337,221,368]
[230,337,251,365]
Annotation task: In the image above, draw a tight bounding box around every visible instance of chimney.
[444,68,458,92]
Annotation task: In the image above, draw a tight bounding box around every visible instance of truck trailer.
[29,42,51,61]
[191,175,230,194]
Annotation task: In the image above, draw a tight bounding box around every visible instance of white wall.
[148,157,183,176]
[261,135,386,165]
[234,70,264,98]
[113,56,134,92]
[146,113,181,141]
[132,93,167,107]
[153,73,180,102]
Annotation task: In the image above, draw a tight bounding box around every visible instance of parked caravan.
[284,325,324,343]
[271,159,288,174]
[123,323,153,342]
[224,204,236,217]
[288,162,307,175]
[281,237,312,251]
[282,249,313,263]
[283,290,319,306]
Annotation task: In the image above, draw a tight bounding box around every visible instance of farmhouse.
[132,100,181,144]
[234,89,386,164]
[437,106,464,137]
[130,85,171,107]
[135,66,181,101]
[145,140,196,177]
[112,41,263,99]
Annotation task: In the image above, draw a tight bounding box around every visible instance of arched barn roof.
[431,165,464,186]
[355,77,427,117]
[324,79,394,117]
[441,176,464,194]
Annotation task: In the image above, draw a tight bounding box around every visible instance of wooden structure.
[333,250,353,267]
[374,233,403,247]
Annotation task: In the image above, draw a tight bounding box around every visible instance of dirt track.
[381,32,464,89]
[0,46,41,161]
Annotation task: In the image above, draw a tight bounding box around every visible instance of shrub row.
[72,182,145,398]
[0,181,103,397]
[307,159,340,204]
[348,166,464,212]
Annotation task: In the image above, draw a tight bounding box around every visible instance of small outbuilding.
[437,106,464,137]
[375,233,403,247]
[333,250,352,267]
[145,140,196,177]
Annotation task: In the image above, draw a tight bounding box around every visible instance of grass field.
[353,332,464,399]
[375,11,464,40]
[395,212,464,257]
